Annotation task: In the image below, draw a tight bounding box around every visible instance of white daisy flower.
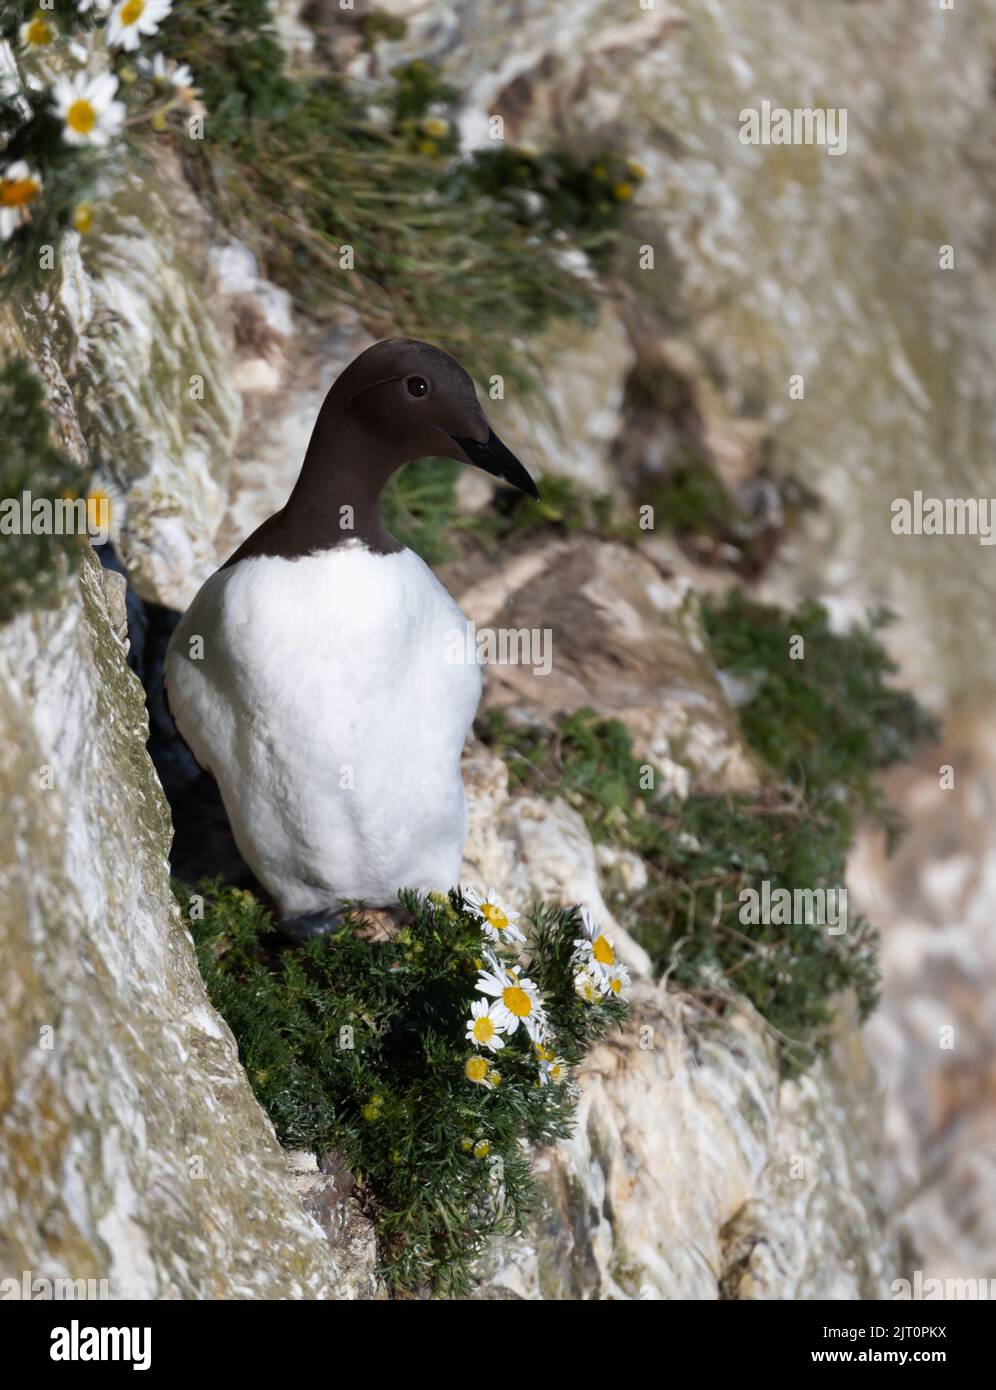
[573,968,601,1004]
[465,886,525,946]
[573,905,618,981]
[464,999,505,1054]
[603,962,631,1000]
[476,949,545,1040]
[464,1055,497,1089]
[143,52,195,91]
[0,161,43,241]
[20,14,57,50]
[538,1055,567,1087]
[53,72,125,147]
[107,0,173,52]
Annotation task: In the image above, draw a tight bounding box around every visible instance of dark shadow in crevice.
[97,543,263,896]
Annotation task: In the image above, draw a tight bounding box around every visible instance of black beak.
[449,429,540,499]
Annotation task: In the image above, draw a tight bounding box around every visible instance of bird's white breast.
[165,544,483,916]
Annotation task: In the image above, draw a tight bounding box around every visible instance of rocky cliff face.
[0,547,374,1298]
[5,0,980,1297]
[356,0,996,708]
[0,535,893,1300]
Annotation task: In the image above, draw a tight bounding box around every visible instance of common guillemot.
[164,338,538,936]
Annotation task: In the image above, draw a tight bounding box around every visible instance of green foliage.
[389,60,460,157]
[626,793,881,1069]
[648,449,748,538]
[0,42,102,296]
[360,12,408,52]
[382,464,638,566]
[0,355,85,623]
[3,2,623,399]
[466,474,637,550]
[187,883,625,1294]
[480,596,935,1072]
[461,147,646,264]
[151,7,600,395]
[381,456,461,565]
[154,0,299,142]
[703,592,939,837]
[203,82,596,393]
[483,707,649,843]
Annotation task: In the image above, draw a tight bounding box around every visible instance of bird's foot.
[276,904,414,943]
[276,909,346,942]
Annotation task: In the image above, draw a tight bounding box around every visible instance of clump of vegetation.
[152,3,603,394]
[466,474,637,549]
[647,449,748,539]
[462,147,645,265]
[1,2,204,295]
[0,74,97,294]
[384,467,640,568]
[359,11,408,52]
[3,1,618,390]
[389,59,460,158]
[187,883,626,1294]
[479,599,935,1072]
[153,0,297,143]
[0,355,85,623]
[703,592,939,842]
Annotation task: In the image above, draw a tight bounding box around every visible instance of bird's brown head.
[315,337,539,498]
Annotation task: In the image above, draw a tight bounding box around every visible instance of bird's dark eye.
[406,376,429,398]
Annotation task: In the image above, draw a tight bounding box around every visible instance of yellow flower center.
[502,985,532,1017]
[472,1016,495,1044]
[67,100,97,135]
[610,978,622,994]
[613,182,634,201]
[550,1064,563,1081]
[592,934,615,965]
[121,0,145,23]
[465,1056,488,1084]
[473,1140,490,1159]
[481,902,509,932]
[73,204,94,234]
[27,18,54,46]
[0,177,40,209]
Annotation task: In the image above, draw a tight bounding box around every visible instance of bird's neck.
[291,410,404,554]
